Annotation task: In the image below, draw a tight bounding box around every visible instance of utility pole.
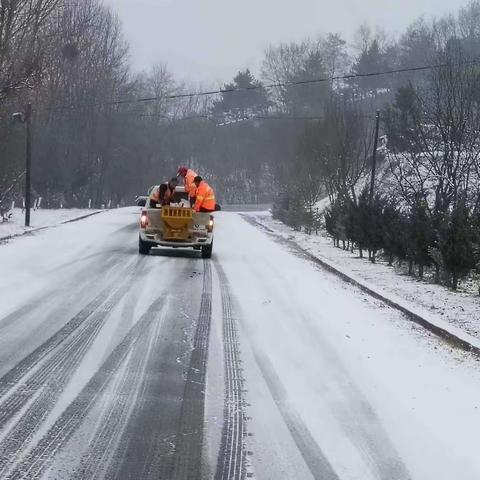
[25,103,32,227]
[369,110,381,206]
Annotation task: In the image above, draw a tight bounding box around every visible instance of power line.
[248,113,376,121]
[90,110,328,122]
[128,111,377,123]
[35,58,480,113]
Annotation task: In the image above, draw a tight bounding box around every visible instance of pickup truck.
[138,187,214,258]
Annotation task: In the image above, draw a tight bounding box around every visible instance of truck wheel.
[139,236,152,255]
[201,242,213,259]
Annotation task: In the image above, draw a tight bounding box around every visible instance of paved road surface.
[0,208,479,479]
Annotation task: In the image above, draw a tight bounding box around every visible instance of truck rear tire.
[201,242,213,259]
[139,236,152,255]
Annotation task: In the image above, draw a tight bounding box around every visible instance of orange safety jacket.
[184,169,198,199]
[194,181,216,212]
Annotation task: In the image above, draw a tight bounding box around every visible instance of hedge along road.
[0,207,479,479]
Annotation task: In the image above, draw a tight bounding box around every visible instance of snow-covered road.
[0,208,479,479]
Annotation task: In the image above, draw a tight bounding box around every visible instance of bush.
[381,200,407,265]
[407,198,435,278]
[439,202,477,290]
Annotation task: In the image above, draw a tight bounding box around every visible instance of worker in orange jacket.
[193,176,216,213]
[177,166,198,206]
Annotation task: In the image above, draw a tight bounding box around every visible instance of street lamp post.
[25,103,32,227]
[12,103,32,227]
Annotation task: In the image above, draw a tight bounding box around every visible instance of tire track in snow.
[70,296,169,480]
[239,214,275,234]
[5,292,170,480]
[90,260,201,480]
[0,260,140,476]
[0,293,57,336]
[0,248,122,337]
[171,260,213,480]
[214,244,339,480]
[249,347,340,480]
[0,255,139,403]
[238,215,411,479]
[0,258,139,423]
[299,315,411,480]
[213,262,246,480]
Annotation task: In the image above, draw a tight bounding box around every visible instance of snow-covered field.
[0,207,479,479]
[246,211,480,343]
[0,208,102,239]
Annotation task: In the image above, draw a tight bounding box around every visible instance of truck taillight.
[207,218,214,232]
[140,214,148,229]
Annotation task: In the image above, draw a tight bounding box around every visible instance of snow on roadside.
[0,208,102,239]
[245,211,480,341]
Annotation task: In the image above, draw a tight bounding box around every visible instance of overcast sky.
[104,0,470,86]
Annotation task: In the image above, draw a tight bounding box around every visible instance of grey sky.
[104,0,470,85]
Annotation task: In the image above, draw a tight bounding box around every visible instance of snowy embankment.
[245,211,480,350]
[0,208,103,240]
